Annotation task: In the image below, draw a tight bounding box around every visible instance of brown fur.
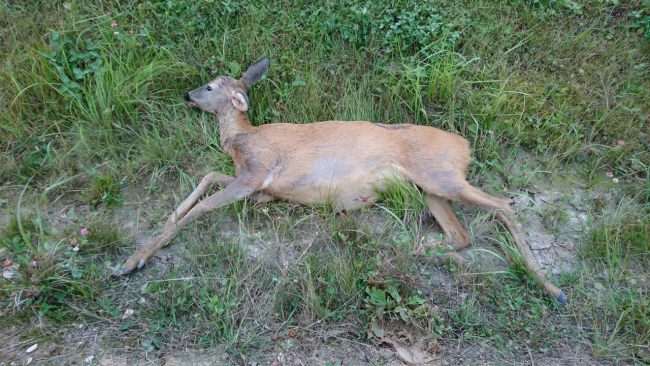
[116,58,566,305]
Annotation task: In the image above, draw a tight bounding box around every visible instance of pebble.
[26,344,38,353]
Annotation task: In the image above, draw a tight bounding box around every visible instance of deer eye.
[206,86,212,91]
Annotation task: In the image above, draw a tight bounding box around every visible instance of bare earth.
[0,157,628,365]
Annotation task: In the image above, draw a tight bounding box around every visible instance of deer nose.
[184,93,191,101]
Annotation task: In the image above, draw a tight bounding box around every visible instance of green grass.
[1,0,650,364]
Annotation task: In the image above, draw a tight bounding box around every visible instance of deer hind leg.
[414,194,471,267]
[446,183,565,304]
[164,172,237,231]
[411,168,566,305]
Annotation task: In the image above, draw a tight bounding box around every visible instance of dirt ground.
[0,160,625,365]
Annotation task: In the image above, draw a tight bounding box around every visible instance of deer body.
[116,58,566,305]
[228,120,469,211]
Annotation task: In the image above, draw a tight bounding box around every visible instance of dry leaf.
[370,318,384,338]
[396,330,414,343]
[2,268,14,279]
[380,337,440,366]
[122,309,134,319]
[347,326,361,338]
[2,264,18,280]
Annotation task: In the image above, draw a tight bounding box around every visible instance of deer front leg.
[115,178,256,276]
[164,172,236,231]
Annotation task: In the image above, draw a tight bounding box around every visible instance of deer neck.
[216,108,254,154]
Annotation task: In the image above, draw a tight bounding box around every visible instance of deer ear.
[240,57,270,90]
[231,90,249,112]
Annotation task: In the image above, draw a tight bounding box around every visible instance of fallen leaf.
[347,326,361,338]
[380,337,440,366]
[376,337,396,352]
[370,319,384,338]
[26,357,32,365]
[2,268,14,279]
[122,309,134,319]
[396,330,414,343]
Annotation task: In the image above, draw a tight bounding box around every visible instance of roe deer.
[115,57,566,305]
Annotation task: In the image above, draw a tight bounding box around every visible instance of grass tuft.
[81,173,123,208]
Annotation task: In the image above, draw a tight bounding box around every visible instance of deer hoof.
[113,267,133,276]
[555,292,567,306]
